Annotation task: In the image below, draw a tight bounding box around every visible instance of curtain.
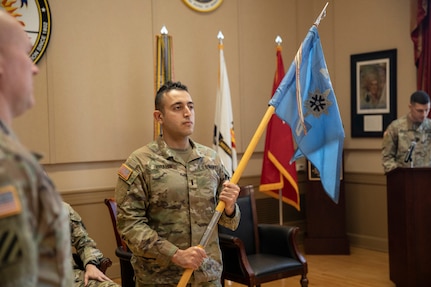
[411,0,431,103]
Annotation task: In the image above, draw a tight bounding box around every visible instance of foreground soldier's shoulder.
[0,185,22,219]
[118,163,133,181]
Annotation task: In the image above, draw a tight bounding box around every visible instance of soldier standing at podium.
[382,90,431,173]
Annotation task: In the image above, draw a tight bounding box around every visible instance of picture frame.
[350,49,397,137]
[307,161,321,181]
[307,161,343,181]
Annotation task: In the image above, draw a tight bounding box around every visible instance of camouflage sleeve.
[382,122,399,173]
[219,203,240,230]
[0,167,39,286]
[64,202,104,267]
[0,141,73,287]
[115,160,178,266]
[216,161,241,231]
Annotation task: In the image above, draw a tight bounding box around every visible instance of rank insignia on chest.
[0,185,22,218]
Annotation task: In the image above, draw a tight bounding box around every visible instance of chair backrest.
[219,185,260,255]
[104,198,135,287]
[104,198,127,251]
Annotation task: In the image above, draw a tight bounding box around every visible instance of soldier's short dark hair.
[410,90,430,105]
[155,81,188,112]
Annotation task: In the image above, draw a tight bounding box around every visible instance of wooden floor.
[113,247,395,286]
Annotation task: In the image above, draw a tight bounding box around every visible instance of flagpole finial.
[275,36,282,45]
[217,31,224,44]
[314,2,329,27]
[161,26,168,35]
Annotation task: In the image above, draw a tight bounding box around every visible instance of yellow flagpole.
[154,35,162,139]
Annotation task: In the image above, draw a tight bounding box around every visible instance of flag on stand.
[260,44,300,211]
[213,32,237,177]
[269,25,345,203]
[154,26,174,139]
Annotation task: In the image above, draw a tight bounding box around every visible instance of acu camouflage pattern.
[0,121,73,287]
[115,137,240,286]
[64,202,120,287]
[382,114,431,173]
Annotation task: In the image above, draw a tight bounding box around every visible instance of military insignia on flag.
[305,88,332,117]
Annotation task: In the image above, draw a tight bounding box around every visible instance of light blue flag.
[269,25,345,203]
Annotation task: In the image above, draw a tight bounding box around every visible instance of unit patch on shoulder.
[118,164,133,181]
[0,185,22,218]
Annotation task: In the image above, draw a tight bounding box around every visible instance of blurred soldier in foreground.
[0,10,73,286]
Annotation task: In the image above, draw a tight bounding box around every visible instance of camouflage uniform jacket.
[64,202,105,269]
[382,114,431,173]
[64,202,119,287]
[115,137,240,285]
[0,121,73,287]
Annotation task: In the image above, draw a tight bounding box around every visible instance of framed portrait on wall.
[307,161,343,181]
[351,49,397,137]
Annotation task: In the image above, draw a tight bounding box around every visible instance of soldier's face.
[0,13,39,119]
[157,89,195,138]
[409,102,430,123]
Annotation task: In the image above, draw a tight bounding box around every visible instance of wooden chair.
[104,198,135,287]
[218,185,308,287]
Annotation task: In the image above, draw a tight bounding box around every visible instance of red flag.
[259,45,300,211]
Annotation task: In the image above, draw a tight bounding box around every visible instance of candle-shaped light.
[217,30,224,44]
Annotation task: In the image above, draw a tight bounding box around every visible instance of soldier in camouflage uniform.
[0,11,73,286]
[382,90,431,173]
[115,81,240,287]
[64,202,120,287]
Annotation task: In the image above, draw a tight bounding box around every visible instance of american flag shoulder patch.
[0,185,22,219]
[118,164,133,181]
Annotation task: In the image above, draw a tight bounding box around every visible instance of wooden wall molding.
[61,187,115,206]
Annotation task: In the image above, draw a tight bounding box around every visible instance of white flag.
[213,38,237,177]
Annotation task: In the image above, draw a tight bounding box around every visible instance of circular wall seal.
[183,0,223,13]
[1,0,52,64]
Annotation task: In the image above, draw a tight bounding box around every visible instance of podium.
[386,167,431,287]
[303,161,349,254]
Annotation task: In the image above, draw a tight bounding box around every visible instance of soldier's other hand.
[172,246,207,270]
[219,181,239,216]
[84,263,113,285]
